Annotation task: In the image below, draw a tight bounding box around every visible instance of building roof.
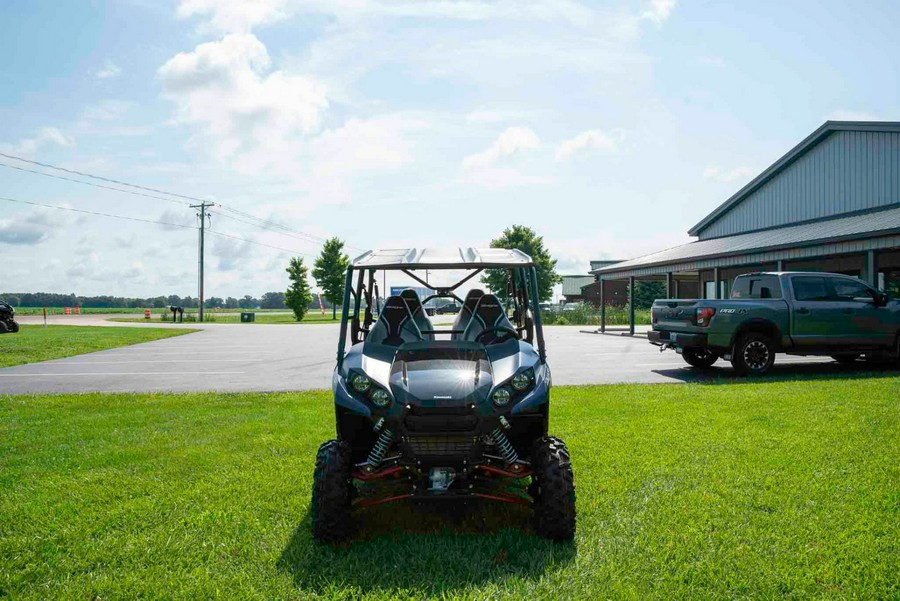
[688,121,900,237]
[350,247,533,269]
[561,275,595,296]
[594,204,900,276]
[589,260,622,271]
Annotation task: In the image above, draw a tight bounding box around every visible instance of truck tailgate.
[651,299,701,331]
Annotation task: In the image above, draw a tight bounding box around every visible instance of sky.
[1,0,899,299]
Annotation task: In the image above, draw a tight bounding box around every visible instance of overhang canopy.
[594,204,900,278]
[350,247,534,269]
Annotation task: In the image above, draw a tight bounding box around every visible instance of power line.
[0,151,354,250]
[0,152,202,205]
[211,210,328,247]
[0,195,311,256]
[206,229,313,256]
[0,161,192,207]
[0,196,195,229]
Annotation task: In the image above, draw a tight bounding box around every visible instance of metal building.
[592,121,900,334]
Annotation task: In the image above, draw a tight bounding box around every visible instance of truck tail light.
[695,307,716,326]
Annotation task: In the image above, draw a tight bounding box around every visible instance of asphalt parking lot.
[1,314,886,394]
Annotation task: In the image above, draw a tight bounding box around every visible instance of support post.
[599,279,606,333]
[776,259,785,271]
[713,267,720,299]
[698,272,703,299]
[628,276,635,336]
[865,250,876,286]
[666,272,673,298]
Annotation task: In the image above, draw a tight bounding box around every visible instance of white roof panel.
[350,247,533,269]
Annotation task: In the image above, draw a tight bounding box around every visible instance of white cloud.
[177,0,289,34]
[0,208,72,245]
[462,126,540,171]
[158,33,328,163]
[641,0,676,26]
[156,209,196,231]
[95,59,122,79]
[10,127,74,155]
[310,115,423,177]
[703,165,755,183]
[555,129,622,162]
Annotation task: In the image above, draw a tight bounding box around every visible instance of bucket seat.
[461,293,517,344]
[399,289,434,340]
[367,295,423,346]
[451,289,485,340]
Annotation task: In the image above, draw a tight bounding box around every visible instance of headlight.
[351,373,371,393]
[511,371,532,391]
[492,388,511,407]
[370,388,391,408]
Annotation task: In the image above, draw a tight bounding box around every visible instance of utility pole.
[190,201,214,322]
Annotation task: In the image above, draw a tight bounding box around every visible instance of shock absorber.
[365,428,393,469]
[490,426,519,465]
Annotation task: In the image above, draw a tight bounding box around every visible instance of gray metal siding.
[598,234,900,279]
[700,130,900,239]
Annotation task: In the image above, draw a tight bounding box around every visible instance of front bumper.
[648,330,708,349]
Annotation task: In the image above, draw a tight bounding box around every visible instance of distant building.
[591,121,900,332]
[560,275,594,304]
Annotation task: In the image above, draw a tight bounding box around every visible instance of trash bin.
[240,312,255,323]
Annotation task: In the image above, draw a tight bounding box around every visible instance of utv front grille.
[405,434,475,457]
[405,414,478,432]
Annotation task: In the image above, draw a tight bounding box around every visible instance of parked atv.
[0,301,19,334]
[312,248,575,542]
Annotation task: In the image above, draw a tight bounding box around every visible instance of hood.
[387,343,494,407]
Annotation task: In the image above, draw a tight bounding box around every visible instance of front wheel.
[731,333,776,375]
[8,320,19,333]
[531,436,576,542]
[311,439,354,542]
[682,348,718,369]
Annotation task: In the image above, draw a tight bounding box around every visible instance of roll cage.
[336,248,547,368]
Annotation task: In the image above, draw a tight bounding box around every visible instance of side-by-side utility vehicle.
[0,301,19,334]
[312,248,575,542]
[649,272,900,375]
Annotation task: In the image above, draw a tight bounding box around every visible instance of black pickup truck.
[648,272,900,375]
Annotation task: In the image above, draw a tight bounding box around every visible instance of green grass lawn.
[0,325,196,368]
[1,378,898,599]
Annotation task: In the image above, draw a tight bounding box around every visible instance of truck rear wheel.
[731,333,776,376]
[311,439,354,542]
[682,348,718,369]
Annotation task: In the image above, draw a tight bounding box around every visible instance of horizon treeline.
[0,292,333,310]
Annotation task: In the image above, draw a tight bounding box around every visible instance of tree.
[204,296,224,309]
[631,281,666,310]
[224,296,239,309]
[481,225,561,302]
[238,295,257,309]
[260,291,286,309]
[284,257,313,321]
[312,237,350,319]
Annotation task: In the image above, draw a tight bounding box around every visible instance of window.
[829,278,875,302]
[731,275,782,299]
[792,276,830,301]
